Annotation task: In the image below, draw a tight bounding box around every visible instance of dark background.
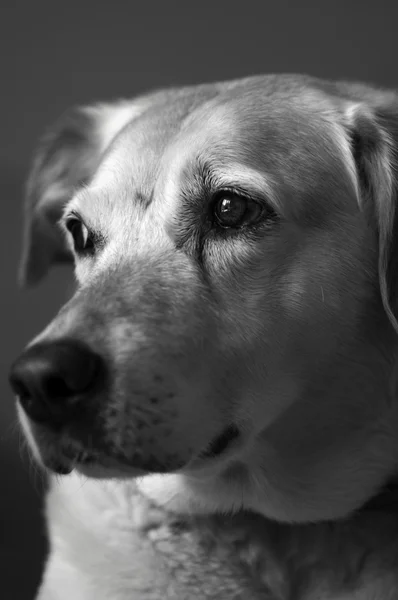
[1,1,397,598]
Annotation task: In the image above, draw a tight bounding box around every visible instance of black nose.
[9,339,101,426]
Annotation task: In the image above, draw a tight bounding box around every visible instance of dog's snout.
[9,340,101,426]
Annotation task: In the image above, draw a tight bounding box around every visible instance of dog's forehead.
[83,87,219,206]
[74,78,354,227]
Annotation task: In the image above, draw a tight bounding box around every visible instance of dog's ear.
[343,95,398,332]
[20,101,136,287]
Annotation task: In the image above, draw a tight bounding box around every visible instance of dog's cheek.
[103,341,229,458]
[83,301,230,465]
[202,278,294,430]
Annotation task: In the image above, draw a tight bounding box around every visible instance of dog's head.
[10,75,398,522]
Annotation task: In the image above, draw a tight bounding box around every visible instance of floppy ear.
[343,96,398,333]
[20,101,137,287]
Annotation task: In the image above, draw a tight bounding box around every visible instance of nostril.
[44,375,81,400]
[55,353,99,396]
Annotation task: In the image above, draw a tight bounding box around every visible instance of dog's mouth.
[39,424,241,477]
[198,424,241,460]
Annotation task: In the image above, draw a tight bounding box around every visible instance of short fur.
[13,74,398,598]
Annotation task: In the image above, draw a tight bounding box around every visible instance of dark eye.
[65,218,94,254]
[213,192,263,229]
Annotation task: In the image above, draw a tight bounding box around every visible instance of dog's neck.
[45,471,398,599]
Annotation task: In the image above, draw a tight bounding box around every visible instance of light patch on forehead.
[84,101,147,154]
[89,152,128,192]
[183,99,237,135]
[160,157,185,218]
[78,100,153,196]
[61,102,152,227]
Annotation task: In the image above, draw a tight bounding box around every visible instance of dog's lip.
[48,426,241,477]
[36,423,243,477]
[45,447,150,478]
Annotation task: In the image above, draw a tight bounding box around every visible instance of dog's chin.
[38,450,149,479]
[74,460,145,480]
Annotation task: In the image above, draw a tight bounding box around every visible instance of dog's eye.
[213,192,263,229]
[65,218,94,254]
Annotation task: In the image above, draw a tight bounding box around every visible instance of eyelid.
[61,209,82,225]
[211,186,277,221]
[59,211,91,237]
[59,210,77,230]
[61,212,105,255]
[58,212,85,252]
[203,164,280,214]
[212,186,258,203]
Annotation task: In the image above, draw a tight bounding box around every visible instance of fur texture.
[36,474,398,599]
[11,74,398,598]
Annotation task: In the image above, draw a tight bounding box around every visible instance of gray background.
[1,1,397,598]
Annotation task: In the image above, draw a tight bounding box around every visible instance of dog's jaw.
[138,405,398,523]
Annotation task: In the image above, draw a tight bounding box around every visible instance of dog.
[9,74,398,598]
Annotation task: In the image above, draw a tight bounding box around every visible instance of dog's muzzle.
[9,335,240,478]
